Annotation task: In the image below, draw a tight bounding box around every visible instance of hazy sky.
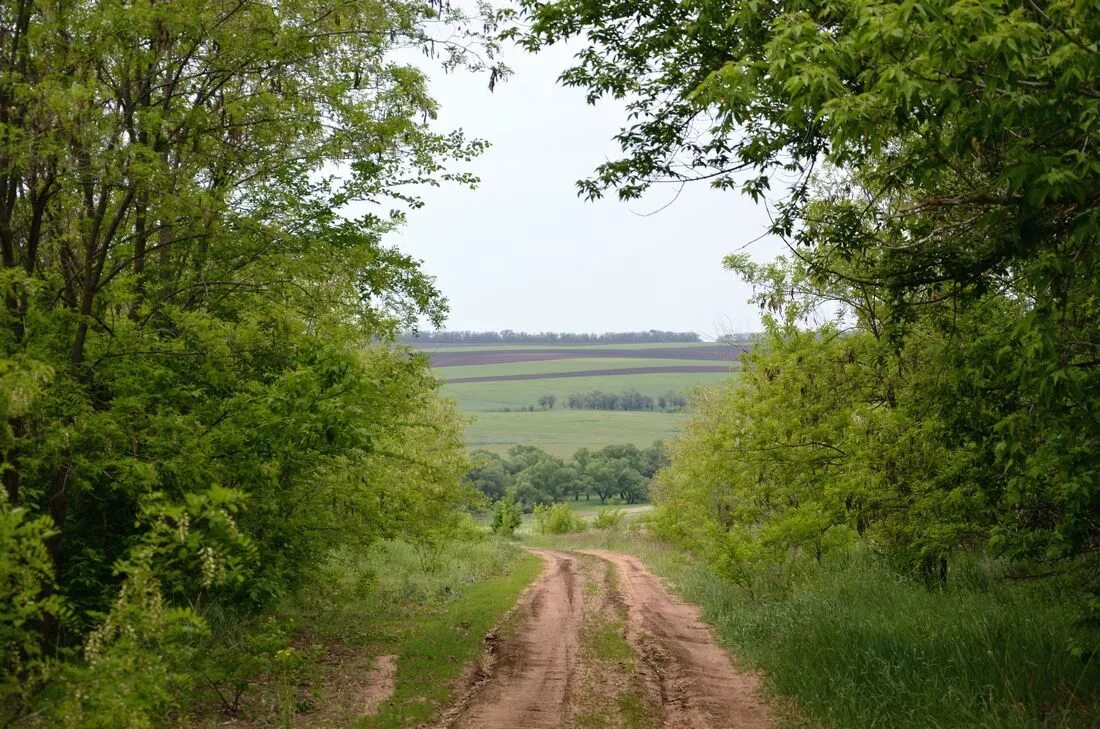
[382,42,787,338]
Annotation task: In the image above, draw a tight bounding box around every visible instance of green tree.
[0,0,501,720]
[532,503,586,535]
[466,451,514,502]
[584,446,647,504]
[513,0,1100,613]
[491,496,524,538]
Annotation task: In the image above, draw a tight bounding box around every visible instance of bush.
[532,504,587,535]
[592,508,626,531]
[35,567,206,728]
[0,499,64,721]
[491,497,523,537]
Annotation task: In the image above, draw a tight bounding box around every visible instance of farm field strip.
[443,371,733,411]
[414,341,732,353]
[434,356,733,380]
[463,410,689,458]
[430,341,740,454]
[428,345,741,367]
[446,365,732,384]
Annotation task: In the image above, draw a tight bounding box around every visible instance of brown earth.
[429,346,742,367]
[361,654,397,716]
[440,549,584,728]
[442,365,732,384]
[582,550,773,729]
[437,549,773,729]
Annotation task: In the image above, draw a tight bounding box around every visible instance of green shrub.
[491,497,524,537]
[533,503,587,535]
[34,567,205,728]
[591,507,626,531]
[0,498,64,721]
[189,612,315,720]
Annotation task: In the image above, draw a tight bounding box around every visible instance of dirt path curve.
[443,548,584,729]
[438,548,772,729]
[581,549,773,729]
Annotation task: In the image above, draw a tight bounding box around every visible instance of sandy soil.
[438,548,772,729]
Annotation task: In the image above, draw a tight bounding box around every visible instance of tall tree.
[0,0,500,719]
[513,0,1100,602]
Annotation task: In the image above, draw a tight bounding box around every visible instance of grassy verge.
[528,531,1100,729]
[357,549,542,728]
[190,538,541,728]
[506,501,652,537]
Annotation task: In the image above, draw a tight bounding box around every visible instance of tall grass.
[532,533,1100,728]
[187,537,537,727]
[288,538,526,643]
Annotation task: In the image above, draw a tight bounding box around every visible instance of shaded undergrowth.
[190,538,541,728]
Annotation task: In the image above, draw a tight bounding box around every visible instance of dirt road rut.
[438,548,772,729]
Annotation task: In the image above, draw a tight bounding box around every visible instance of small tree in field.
[491,496,523,537]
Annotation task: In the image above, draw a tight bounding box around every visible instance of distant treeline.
[566,389,688,411]
[532,389,688,412]
[401,329,702,345]
[467,442,668,508]
[716,333,762,345]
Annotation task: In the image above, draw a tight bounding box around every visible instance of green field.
[463,410,690,457]
[443,371,731,411]
[426,342,739,454]
[419,341,733,352]
[436,357,731,381]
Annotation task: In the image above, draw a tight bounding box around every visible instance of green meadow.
[462,410,692,457]
[442,371,731,411]
[436,357,730,381]
[429,344,738,454]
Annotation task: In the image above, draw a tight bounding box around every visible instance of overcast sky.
[381,42,787,338]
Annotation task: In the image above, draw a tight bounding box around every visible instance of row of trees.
[0,1,497,724]
[466,443,667,509]
[513,0,1100,627]
[402,330,701,344]
[559,389,688,412]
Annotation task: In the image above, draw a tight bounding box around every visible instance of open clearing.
[421,341,739,354]
[438,549,772,729]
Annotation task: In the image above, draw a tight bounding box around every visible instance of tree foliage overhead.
[512,0,1099,622]
[0,0,499,722]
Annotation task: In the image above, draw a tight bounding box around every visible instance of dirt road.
[438,549,772,729]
